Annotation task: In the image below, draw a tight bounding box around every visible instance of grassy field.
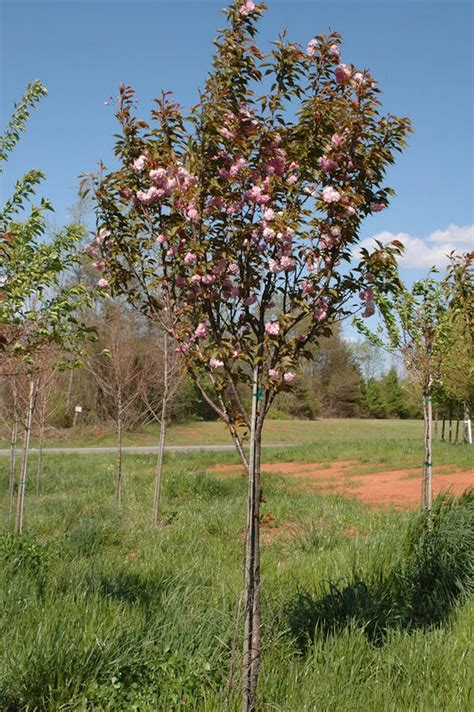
[1,421,473,710]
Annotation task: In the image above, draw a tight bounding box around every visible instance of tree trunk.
[65,368,73,421]
[242,366,262,712]
[441,414,446,441]
[421,392,433,511]
[7,410,19,520]
[434,409,438,437]
[152,332,169,528]
[454,411,460,445]
[115,394,123,505]
[464,402,472,445]
[448,406,452,444]
[35,393,47,497]
[15,379,36,534]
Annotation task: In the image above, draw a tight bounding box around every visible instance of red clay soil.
[208,460,473,509]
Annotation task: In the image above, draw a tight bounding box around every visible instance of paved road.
[0,444,293,457]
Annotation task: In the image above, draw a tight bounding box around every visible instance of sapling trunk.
[454,412,460,445]
[7,411,19,520]
[242,365,262,712]
[421,392,433,511]
[464,402,472,445]
[152,332,169,528]
[449,406,452,444]
[115,393,123,505]
[15,379,36,534]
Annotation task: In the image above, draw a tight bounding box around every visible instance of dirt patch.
[208,460,473,509]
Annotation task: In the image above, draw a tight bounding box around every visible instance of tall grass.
[0,448,472,710]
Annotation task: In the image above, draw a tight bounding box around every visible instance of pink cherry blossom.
[239,0,255,17]
[265,321,280,335]
[228,262,239,275]
[301,279,315,294]
[283,371,296,383]
[280,255,296,271]
[219,127,235,140]
[307,38,318,57]
[155,234,166,244]
[194,322,208,339]
[133,154,147,171]
[362,302,375,318]
[370,202,385,213]
[319,156,338,173]
[201,274,216,285]
[286,174,298,185]
[246,185,270,205]
[268,368,279,378]
[264,208,275,221]
[186,205,199,223]
[190,274,202,283]
[97,278,110,289]
[244,295,257,307]
[209,358,224,369]
[149,167,167,181]
[335,64,351,84]
[329,44,340,61]
[84,243,97,257]
[314,301,329,321]
[331,133,345,147]
[353,72,364,85]
[184,252,197,266]
[322,186,341,203]
[137,187,162,205]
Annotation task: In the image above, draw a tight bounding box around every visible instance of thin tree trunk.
[448,406,452,444]
[15,379,36,534]
[65,368,73,420]
[464,402,472,445]
[421,392,433,511]
[242,365,262,712]
[454,411,460,445]
[115,394,123,505]
[7,410,19,520]
[152,333,169,528]
[426,395,433,510]
[441,414,446,441]
[434,409,438,437]
[35,392,47,497]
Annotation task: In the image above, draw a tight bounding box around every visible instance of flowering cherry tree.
[88,2,411,707]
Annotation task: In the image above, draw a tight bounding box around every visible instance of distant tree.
[362,378,386,419]
[381,367,408,418]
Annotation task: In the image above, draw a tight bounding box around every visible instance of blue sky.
[1,0,473,279]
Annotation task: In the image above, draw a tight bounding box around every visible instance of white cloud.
[356,224,474,269]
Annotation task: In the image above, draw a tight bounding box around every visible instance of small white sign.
[74,405,83,413]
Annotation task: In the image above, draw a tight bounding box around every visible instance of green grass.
[0,417,427,449]
[0,426,473,711]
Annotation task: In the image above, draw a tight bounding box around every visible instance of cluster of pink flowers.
[209,358,224,369]
[239,0,256,17]
[194,322,208,339]
[265,321,280,336]
[314,300,329,322]
[370,202,385,213]
[283,371,296,383]
[322,186,341,204]
[360,287,375,317]
[307,38,318,57]
[97,277,110,289]
[335,63,352,85]
[246,184,271,206]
